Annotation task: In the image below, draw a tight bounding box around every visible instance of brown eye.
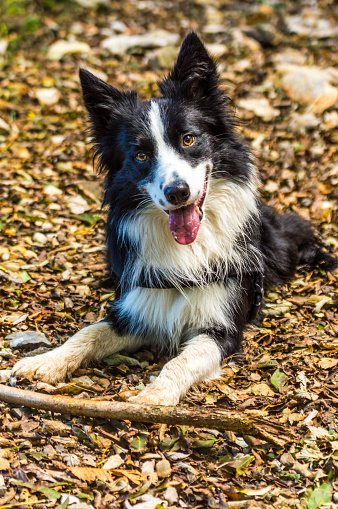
[183,134,194,146]
[135,152,147,162]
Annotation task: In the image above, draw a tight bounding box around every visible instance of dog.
[12,33,338,406]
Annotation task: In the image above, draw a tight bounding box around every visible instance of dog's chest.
[115,280,237,349]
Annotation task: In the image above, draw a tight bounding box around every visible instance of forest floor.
[0,0,338,508]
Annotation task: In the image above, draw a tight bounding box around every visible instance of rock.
[66,194,90,214]
[277,64,338,113]
[237,97,280,122]
[163,486,178,504]
[43,184,63,197]
[0,370,11,383]
[63,453,80,466]
[103,454,124,469]
[289,112,320,133]
[33,232,48,244]
[156,459,171,478]
[74,0,109,7]
[272,49,307,66]
[147,46,178,69]
[205,43,228,57]
[47,40,91,60]
[110,20,128,33]
[41,420,69,436]
[35,88,61,106]
[141,461,158,484]
[7,331,51,351]
[285,12,338,39]
[101,30,179,55]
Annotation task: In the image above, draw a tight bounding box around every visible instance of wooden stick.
[0,384,291,446]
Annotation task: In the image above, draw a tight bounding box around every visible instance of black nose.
[164,182,190,206]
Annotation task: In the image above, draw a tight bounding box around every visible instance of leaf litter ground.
[0,1,337,508]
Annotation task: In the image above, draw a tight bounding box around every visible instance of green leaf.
[38,486,61,501]
[130,435,148,452]
[308,483,332,509]
[104,354,140,367]
[76,213,100,224]
[19,270,31,282]
[271,368,288,391]
[192,438,216,448]
[257,359,278,368]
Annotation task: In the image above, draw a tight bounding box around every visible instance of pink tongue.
[169,203,200,245]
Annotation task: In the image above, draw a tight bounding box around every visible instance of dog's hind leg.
[131,334,222,406]
[11,322,142,385]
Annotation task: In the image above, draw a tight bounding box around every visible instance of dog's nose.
[164,182,190,206]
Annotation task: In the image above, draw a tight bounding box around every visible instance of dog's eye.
[135,152,147,162]
[183,134,194,146]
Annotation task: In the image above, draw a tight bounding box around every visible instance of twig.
[0,384,291,446]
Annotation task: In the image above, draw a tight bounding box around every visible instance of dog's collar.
[117,262,264,290]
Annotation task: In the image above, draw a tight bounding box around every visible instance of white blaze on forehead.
[149,101,167,152]
[146,100,207,210]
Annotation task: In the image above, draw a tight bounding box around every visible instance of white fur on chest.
[118,176,260,288]
[115,279,238,351]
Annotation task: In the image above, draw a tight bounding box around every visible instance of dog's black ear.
[159,32,218,100]
[79,68,138,129]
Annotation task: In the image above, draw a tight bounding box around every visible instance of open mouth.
[168,177,208,245]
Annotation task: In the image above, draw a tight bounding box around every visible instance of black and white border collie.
[12,33,337,405]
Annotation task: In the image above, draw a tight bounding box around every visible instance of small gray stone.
[102,454,124,469]
[163,486,178,504]
[41,420,69,436]
[63,453,80,466]
[7,331,51,351]
[156,459,171,478]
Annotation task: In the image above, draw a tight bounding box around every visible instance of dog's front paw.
[131,383,180,406]
[11,352,71,385]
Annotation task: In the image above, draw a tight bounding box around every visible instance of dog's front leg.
[11,322,141,385]
[132,334,222,406]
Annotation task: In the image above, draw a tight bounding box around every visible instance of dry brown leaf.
[69,467,143,484]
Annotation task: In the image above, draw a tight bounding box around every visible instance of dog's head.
[80,33,250,245]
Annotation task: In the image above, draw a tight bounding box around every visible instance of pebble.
[35,87,61,106]
[33,232,48,244]
[63,453,80,466]
[101,30,179,55]
[289,112,320,133]
[163,487,178,504]
[237,97,280,122]
[41,420,69,436]
[141,460,158,484]
[156,459,171,478]
[7,331,51,351]
[103,454,124,469]
[277,64,338,113]
[47,40,91,60]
